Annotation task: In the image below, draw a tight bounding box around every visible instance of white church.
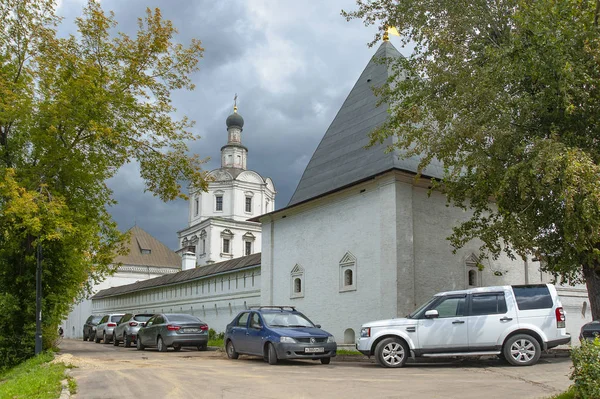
[88,38,591,344]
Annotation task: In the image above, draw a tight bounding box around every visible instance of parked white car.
[357,284,571,367]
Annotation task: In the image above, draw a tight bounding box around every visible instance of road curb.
[59,369,72,399]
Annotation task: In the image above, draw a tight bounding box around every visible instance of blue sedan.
[224,306,337,365]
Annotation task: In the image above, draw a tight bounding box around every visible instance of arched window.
[339,252,357,292]
[468,269,477,286]
[466,254,480,287]
[344,328,355,344]
[294,278,302,293]
[344,269,353,286]
[290,264,304,298]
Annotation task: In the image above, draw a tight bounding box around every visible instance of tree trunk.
[582,265,600,321]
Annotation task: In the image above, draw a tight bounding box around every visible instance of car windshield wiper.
[269,324,287,327]
[288,325,311,328]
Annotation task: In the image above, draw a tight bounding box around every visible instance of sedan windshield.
[262,312,314,328]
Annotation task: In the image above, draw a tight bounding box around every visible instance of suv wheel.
[226,340,239,359]
[157,336,167,352]
[124,334,131,348]
[503,334,541,366]
[375,337,409,368]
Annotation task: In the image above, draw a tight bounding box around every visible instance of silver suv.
[95,314,124,344]
[113,313,153,348]
[357,284,571,367]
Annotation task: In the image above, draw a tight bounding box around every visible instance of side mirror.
[315,324,321,329]
[424,310,439,319]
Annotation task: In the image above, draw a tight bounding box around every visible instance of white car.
[357,284,571,367]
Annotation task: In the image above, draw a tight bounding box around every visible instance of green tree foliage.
[570,338,600,398]
[0,0,206,367]
[344,0,600,319]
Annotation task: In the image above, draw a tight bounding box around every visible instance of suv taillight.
[167,325,180,331]
[107,323,117,327]
[129,322,138,327]
[555,307,566,328]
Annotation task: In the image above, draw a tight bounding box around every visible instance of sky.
[56,0,409,250]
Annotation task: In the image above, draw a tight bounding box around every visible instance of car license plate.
[304,347,324,353]
[184,328,200,333]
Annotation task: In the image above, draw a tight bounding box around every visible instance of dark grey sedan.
[136,314,209,352]
[580,320,600,341]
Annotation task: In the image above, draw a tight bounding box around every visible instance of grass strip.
[0,352,69,399]
[208,338,224,348]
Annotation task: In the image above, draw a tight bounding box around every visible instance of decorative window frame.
[221,229,234,257]
[290,264,304,299]
[243,232,255,256]
[214,190,224,212]
[244,191,254,214]
[339,252,357,292]
[199,230,207,255]
[466,253,481,287]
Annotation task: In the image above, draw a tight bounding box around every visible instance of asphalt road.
[58,339,572,399]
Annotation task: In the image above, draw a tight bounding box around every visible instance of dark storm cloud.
[57,0,402,249]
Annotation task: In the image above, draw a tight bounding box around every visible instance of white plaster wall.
[189,180,274,227]
[410,186,549,308]
[263,177,397,343]
[62,269,170,339]
[261,171,590,344]
[92,268,261,333]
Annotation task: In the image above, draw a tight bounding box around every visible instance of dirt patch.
[53,353,102,369]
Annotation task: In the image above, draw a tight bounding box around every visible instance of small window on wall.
[245,241,252,256]
[339,251,357,292]
[245,197,252,213]
[194,197,199,216]
[290,264,304,299]
[223,238,230,254]
[215,195,223,211]
[466,253,481,287]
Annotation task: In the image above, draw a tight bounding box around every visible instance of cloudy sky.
[56,0,407,250]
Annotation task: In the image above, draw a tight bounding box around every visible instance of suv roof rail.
[248,306,296,311]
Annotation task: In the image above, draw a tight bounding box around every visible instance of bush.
[570,338,600,399]
[208,328,224,341]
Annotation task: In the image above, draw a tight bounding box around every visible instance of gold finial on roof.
[384,26,400,42]
[233,93,238,113]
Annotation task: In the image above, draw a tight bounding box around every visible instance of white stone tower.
[177,101,276,267]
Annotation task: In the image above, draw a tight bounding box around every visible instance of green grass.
[336,349,363,356]
[0,352,71,399]
[550,387,575,399]
[208,338,224,348]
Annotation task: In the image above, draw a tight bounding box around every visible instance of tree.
[0,0,207,367]
[344,0,600,319]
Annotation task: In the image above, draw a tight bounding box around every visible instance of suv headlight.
[360,327,371,338]
[280,337,296,343]
[327,335,335,343]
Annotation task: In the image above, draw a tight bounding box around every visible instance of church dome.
[226,110,244,129]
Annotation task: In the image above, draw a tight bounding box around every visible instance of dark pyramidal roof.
[92,253,261,299]
[288,40,444,207]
